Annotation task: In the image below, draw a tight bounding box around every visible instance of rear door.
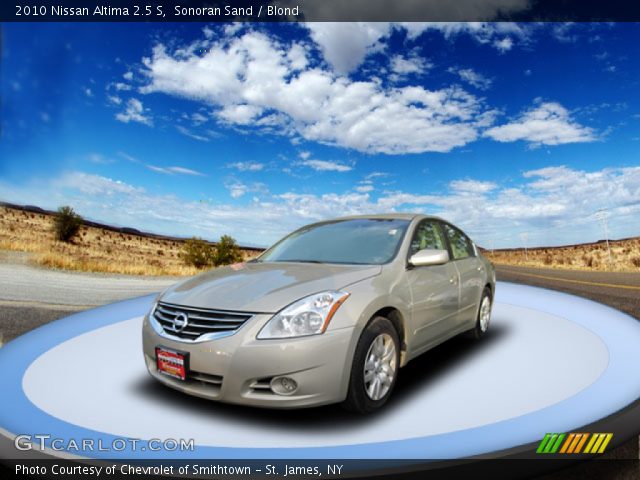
[441,223,485,329]
[405,220,460,352]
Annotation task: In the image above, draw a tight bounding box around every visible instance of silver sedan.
[142,214,496,412]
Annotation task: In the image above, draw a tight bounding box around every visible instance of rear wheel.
[468,287,492,339]
[342,316,400,413]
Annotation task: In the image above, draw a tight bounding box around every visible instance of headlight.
[257,291,350,339]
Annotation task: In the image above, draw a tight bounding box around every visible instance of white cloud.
[305,22,390,74]
[552,22,578,43]
[218,104,264,125]
[226,181,248,198]
[365,172,389,180]
[224,180,267,199]
[390,51,433,75]
[123,71,134,81]
[115,98,152,126]
[493,37,514,52]
[140,30,489,154]
[227,162,265,172]
[304,22,531,75]
[147,165,205,176]
[449,67,492,90]
[485,102,596,146]
[407,22,530,48]
[389,50,432,80]
[118,151,203,176]
[176,125,209,142]
[113,82,132,91]
[450,179,497,194]
[191,112,208,125]
[3,165,640,247]
[86,153,112,164]
[83,87,94,97]
[355,184,374,193]
[298,160,352,172]
[108,95,122,105]
[54,172,144,196]
[287,43,309,71]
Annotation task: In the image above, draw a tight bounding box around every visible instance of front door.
[406,220,460,352]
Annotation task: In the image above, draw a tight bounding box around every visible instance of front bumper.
[142,313,356,408]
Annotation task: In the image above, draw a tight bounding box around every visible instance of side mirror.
[409,248,449,267]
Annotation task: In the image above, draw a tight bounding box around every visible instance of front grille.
[153,302,253,340]
[189,371,223,387]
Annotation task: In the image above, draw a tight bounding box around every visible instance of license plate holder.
[155,347,189,381]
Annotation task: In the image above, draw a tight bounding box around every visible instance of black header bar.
[4,0,640,22]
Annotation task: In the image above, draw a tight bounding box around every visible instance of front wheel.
[342,316,400,413]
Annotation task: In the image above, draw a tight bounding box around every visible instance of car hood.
[160,262,381,313]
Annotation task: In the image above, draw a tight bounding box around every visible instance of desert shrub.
[54,206,83,243]
[544,253,553,265]
[631,257,640,268]
[180,237,215,268]
[212,235,243,266]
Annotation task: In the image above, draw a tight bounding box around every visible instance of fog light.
[270,376,298,396]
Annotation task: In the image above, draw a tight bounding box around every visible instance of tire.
[468,287,492,340]
[342,316,400,413]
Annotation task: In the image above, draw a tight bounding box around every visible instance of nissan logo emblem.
[173,312,189,332]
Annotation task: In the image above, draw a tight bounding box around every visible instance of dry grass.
[0,205,261,276]
[484,238,640,272]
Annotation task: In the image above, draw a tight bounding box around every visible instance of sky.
[1,22,639,248]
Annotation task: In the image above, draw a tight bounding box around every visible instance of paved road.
[0,260,179,344]
[495,265,640,320]
[0,262,178,307]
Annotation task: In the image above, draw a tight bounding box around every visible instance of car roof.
[322,213,445,222]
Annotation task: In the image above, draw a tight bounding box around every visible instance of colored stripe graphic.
[584,433,613,454]
[559,433,575,453]
[574,433,589,453]
[538,433,612,454]
[537,433,565,453]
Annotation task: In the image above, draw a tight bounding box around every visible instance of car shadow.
[132,324,508,429]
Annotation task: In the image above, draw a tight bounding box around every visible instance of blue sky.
[1,22,639,248]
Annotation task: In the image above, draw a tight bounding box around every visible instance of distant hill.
[0,203,265,276]
[483,237,640,272]
[0,201,264,251]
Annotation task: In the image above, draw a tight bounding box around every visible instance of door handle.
[477,266,484,272]
[449,276,458,285]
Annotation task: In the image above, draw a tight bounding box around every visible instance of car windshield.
[257,218,410,265]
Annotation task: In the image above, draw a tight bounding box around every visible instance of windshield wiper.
[277,259,326,264]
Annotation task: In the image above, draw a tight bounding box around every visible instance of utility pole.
[594,209,612,266]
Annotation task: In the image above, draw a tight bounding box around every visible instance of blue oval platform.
[1,282,639,460]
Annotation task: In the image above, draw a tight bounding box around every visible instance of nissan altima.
[142,214,495,412]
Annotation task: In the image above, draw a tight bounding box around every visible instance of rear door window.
[442,224,475,260]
